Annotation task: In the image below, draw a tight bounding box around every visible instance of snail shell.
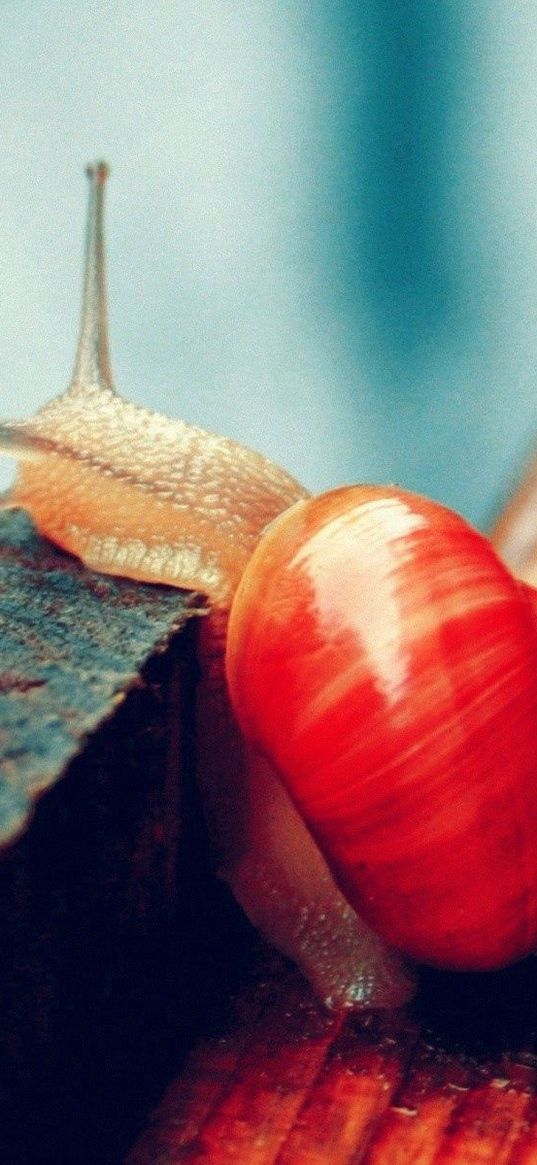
[226,484,537,971]
[0,164,414,1009]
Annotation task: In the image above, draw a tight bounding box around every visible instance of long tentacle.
[0,162,114,469]
[70,161,115,394]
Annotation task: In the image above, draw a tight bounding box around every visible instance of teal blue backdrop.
[1,2,536,529]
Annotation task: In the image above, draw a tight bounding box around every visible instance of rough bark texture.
[0,510,251,1165]
[0,511,201,848]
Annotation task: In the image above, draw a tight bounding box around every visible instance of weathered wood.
[0,510,202,846]
[0,510,252,1165]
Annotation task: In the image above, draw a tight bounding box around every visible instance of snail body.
[0,164,413,1010]
[4,166,306,604]
[8,380,306,601]
[227,485,537,970]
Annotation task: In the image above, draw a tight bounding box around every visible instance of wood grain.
[127,954,537,1165]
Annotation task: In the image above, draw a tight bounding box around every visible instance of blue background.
[2,2,537,530]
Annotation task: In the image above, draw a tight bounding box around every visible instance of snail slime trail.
[0,164,414,1010]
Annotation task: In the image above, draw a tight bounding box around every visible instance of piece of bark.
[0,510,251,1165]
[0,511,201,846]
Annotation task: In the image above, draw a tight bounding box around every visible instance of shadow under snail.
[1,164,537,1009]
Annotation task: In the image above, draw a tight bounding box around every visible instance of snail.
[0,164,414,1010]
[4,167,536,1005]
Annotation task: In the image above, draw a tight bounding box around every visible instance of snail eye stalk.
[71,161,114,395]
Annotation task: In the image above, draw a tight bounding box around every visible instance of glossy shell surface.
[226,485,537,970]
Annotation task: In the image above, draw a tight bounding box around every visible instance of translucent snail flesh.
[227,485,537,971]
[0,165,414,1009]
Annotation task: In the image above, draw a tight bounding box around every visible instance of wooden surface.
[127,949,537,1165]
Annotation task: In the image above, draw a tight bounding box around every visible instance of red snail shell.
[0,165,415,1010]
[226,484,537,971]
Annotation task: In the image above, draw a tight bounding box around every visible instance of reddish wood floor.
[127,950,537,1165]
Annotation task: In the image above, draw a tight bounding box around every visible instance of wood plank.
[274,1011,415,1165]
[126,958,537,1165]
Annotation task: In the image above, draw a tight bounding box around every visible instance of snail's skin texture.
[0,163,415,1011]
[226,484,537,972]
[4,381,307,603]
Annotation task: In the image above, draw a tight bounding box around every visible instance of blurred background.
[2,1,537,529]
